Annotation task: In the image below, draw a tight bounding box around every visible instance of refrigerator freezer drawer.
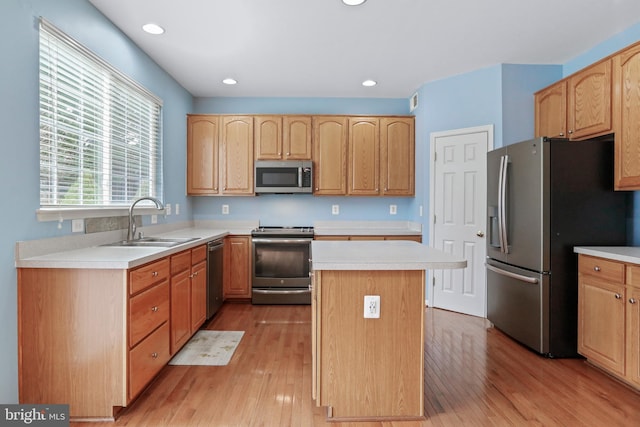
[486,260,549,355]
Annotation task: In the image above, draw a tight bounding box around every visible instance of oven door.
[252,237,311,304]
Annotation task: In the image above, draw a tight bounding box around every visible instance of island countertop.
[311,240,467,270]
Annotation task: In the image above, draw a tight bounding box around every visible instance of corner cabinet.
[577,254,640,390]
[18,246,209,420]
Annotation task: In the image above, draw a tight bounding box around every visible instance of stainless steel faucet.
[127,196,165,241]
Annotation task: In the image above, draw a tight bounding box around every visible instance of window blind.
[39,18,163,207]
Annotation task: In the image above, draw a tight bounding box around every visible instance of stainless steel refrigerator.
[486,136,628,357]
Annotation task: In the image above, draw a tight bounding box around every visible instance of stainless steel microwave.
[254,160,313,194]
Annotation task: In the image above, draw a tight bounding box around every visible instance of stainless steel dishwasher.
[207,239,224,318]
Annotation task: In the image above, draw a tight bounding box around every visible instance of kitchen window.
[38,18,163,216]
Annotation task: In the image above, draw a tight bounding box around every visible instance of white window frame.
[37,18,163,222]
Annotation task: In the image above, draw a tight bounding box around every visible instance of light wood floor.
[73,303,640,426]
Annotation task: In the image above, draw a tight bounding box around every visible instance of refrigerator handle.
[498,154,509,254]
[486,263,538,284]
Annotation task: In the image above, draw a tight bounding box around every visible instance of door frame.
[427,124,494,312]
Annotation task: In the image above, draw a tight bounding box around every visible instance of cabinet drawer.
[192,245,207,264]
[129,321,170,401]
[129,282,170,347]
[130,258,170,295]
[626,264,640,287]
[170,250,191,275]
[579,255,624,283]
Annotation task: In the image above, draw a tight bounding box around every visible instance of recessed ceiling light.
[142,23,164,35]
[222,78,238,85]
[362,79,377,87]
[343,0,367,5]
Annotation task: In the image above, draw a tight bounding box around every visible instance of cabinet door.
[190,260,207,331]
[187,115,219,194]
[614,44,640,190]
[380,117,415,196]
[627,285,640,387]
[348,117,380,195]
[578,274,626,376]
[534,81,567,138]
[170,269,191,354]
[254,116,282,160]
[221,116,254,194]
[313,116,348,195]
[223,236,251,299]
[283,116,312,159]
[567,60,612,139]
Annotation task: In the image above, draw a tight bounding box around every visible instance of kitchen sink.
[102,237,200,247]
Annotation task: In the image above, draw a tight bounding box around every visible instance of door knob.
[477,231,485,237]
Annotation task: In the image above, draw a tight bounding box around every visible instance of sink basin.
[102,237,200,248]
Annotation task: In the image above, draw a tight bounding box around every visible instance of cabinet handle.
[559,132,564,137]
[568,130,574,134]
[151,352,158,359]
[193,271,198,277]
[594,266,601,272]
[152,271,158,277]
[630,298,637,304]
[615,293,622,299]
[151,306,159,312]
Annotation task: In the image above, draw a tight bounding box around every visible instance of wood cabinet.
[613,43,640,190]
[223,235,252,300]
[18,248,209,420]
[534,60,612,140]
[221,116,254,194]
[255,115,312,160]
[534,81,567,138]
[313,116,349,195]
[170,245,207,354]
[187,115,219,194]
[348,117,380,195]
[578,254,640,389]
[380,117,415,196]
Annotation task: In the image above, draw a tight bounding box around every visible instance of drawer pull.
[152,271,158,277]
[151,352,158,359]
[630,298,637,304]
[615,293,622,299]
[151,306,159,312]
[594,266,601,272]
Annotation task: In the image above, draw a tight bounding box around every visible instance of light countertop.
[313,220,421,236]
[311,240,466,270]
[574,246,640,265]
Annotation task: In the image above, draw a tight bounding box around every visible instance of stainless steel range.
[251,226,313,304]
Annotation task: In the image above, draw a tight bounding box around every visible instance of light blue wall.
[0,0,193,403]
[192,97,423,225]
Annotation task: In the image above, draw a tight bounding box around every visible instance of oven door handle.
[252,238,313,244]
[253,289,311,295]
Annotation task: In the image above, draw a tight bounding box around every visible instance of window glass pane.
[39,19,163,207]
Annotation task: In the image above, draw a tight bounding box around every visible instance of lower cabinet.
[578,254,640,389]
[18,245,209,420]
[223,235,252,300]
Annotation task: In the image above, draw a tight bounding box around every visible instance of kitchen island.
[310,240,466,421]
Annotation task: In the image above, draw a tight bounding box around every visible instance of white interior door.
[429,125,493,318]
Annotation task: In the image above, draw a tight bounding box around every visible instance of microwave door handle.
[298,167,303,188]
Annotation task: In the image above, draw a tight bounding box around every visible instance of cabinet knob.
[630,298,637,304]
[151,306,159,312]
[594,266,601,272]
[568,130,573,134]
[193,271,198,277]
[151,352,158,359]
[559,132,564,137]
[615,293,622,299]
[286,152,290,156]
[152,271,158,277]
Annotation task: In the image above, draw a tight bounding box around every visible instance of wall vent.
[410,92,418,112]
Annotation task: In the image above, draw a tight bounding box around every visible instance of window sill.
[37,207,165,222]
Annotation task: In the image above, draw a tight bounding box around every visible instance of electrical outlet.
[332,205,339,215]
[222,204,230,215]
[71,219,84,233]
[165,203,172,215]
[364,295,380,319]
[389,204,397,215]
[419,205,423,217]
[151,214,157,224]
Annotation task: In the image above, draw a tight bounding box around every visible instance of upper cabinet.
[381,117,415,196]
[534,61,612,140]
[313,116,349,195]
[220,116,254,195]
[255,115,312,160]
[613,43,640,190]
[187,115,219,194]
[348,117,380,195]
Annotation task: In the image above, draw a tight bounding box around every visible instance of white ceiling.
[88,0,640,99]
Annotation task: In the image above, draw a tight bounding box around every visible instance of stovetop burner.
[251,226,314,237]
